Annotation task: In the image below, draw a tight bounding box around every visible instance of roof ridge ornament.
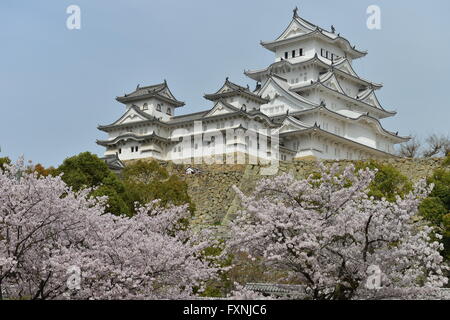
[293,6,299,18]
[331,25,335,33]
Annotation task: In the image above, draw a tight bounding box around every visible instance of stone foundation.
[124,157,445,229]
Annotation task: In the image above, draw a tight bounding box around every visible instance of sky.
[0,0,449,167]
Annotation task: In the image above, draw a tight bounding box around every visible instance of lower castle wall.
[143,158,444,228]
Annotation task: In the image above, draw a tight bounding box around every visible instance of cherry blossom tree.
[0,159,216,300]
[227,163,448,300]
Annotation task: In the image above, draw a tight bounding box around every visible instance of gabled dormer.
[204,77,269,111]
[260,8,366,63]
[116,80,185,121]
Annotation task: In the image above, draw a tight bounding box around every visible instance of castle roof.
[204,78,269,104]
[290,78,396,118]
[257,74,320,108]
[273,105,409,142]
[116,80,185,107]
[260,10,367,59]
[96,132,171,147]
[245,54,382,89]
[280,126,400,158]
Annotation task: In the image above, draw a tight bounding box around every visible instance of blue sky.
[0,0,449,166]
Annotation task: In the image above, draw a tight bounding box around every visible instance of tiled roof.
[204,78,269,104]
[116,81,185,107]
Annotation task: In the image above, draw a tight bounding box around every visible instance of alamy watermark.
[365,264,382,290]
[66,5,81,30]
[67,265,81,290]
[367,5,381,30]
[169,121,280,175]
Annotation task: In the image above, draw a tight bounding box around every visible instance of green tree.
[419,156,450,261]
[122,160,195,213]
[355,160,412,202]
[55,152,132,216]
[0,157,11,172]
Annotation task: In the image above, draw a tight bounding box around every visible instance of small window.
[143,103,148,110]
[292,50,296,58]
[299,48,303,56]
[131,146,134,152]
[118,148,122,154]
[135,146,138,152]
[284,52,288,59]
[156,104,162,111]
[166,108,172,115]
[326,51,329,59]
[321,49,324,57]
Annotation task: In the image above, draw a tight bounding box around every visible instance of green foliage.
[121,159,168,182]
[420,161,450,261]
[122,160,195,213]
[443,155,450,167]
[0,157,11,172]
[197,245,233,297]
[53,155,195,220]
[355,160,412,202]
[55,152,132,216]
[2,154,195,227]
[419,197,448,226]
[428,169,450,209]
[56,152,114,191]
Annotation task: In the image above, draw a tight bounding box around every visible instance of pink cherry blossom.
[0,159,216,300]
[227,163,448,299]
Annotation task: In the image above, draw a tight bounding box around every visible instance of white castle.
[97,8,408,163]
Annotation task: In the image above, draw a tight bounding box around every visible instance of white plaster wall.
[275,39,317,62]
[274,38,346,64]
[126,98,174,121]
[227,96,260,111]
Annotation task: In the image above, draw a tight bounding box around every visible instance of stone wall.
[156,158,444,228]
